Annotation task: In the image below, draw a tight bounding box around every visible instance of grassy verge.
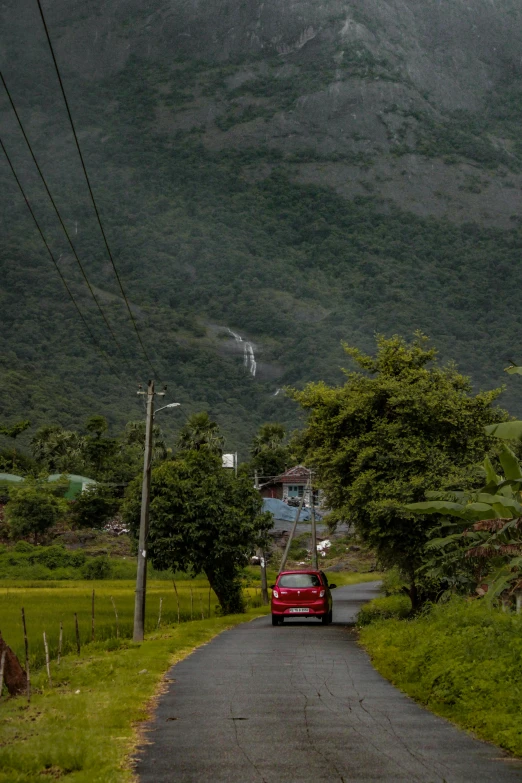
[357,594,410,625]
[359,598,522,756]
[0,610,268,783]
[0,577,266,670]
[1,571,380,670]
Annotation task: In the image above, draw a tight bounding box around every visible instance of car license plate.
[289,607,309,613]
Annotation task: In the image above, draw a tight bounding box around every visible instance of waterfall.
[227,328,257,377]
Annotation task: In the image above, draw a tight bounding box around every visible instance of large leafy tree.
[31,425,86,473]
[0,420,30,472]
[123,449,270,613]
[177,412,224,455]
[250,422,290,482]
[5,478,68,543]
[291,333,505,609]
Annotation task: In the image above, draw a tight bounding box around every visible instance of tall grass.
[360,598,522,756]
[0,578,265,671]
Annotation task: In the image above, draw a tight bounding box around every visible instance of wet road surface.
[136,581,522,782]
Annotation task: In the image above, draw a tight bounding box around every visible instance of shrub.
[359,598,522,755]
[82,555,113,580]
[13,541,33,552]
[357,594,411,626]
[381,567,408,596]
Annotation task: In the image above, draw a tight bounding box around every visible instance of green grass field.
[0,569,380,781]
[0,612,268,783]
[0,577,258,671]
[0,569,380,672]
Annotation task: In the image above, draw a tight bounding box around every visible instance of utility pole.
[254,470,269,604]
[310,471,318,570]
[133,380,156,642]
[279,491,306,573]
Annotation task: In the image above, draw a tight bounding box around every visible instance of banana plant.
[407,444,522,600]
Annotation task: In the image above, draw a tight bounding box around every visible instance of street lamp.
[154,402,181,417]
[133,382,181,642]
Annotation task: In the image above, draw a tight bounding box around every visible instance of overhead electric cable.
[0,135,122,381]
[35,0,159,378]
[0,69,134,374]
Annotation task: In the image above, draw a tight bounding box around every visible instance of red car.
[270,570,337,625]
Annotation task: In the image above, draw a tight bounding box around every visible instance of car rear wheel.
[321,611,332,625]
[271,614,280,626]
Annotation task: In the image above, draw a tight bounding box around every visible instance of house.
[259,466,321,507]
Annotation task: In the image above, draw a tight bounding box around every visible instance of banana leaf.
[499,445,522,480]
[485,421,522,440]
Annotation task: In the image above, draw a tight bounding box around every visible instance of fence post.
[172,580,181,624]
[516,592,522,614]
[110,596,120,638]
[43,632,52,688]
[190,586,193,620]
[75,613,81,655]
[21,607,30,702]
[57,622,63,665]
[0,649,6,701]
[91,589,95,642]
[157,597,163,630]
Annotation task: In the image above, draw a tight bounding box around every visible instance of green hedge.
[359,599,522,755]
[0,544,138,581]
[357,594,411,626]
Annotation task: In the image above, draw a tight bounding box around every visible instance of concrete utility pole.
[133,380,157,642]
[310,472,318,570]
[279,490,307,573]
[254,470,269,604]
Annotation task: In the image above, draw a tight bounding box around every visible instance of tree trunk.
[204,566,244,615]
[0,634,28,696]
[402,582,419,613]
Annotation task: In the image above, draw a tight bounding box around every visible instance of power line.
[0,69,134,375]
[35,0,159,379]
[0,135,122,381]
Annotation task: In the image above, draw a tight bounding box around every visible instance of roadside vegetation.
[359,599,522,756]
[0,611,268,783]
[289,335,522,754]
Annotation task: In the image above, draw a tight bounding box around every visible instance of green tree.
[83,416,118,477]
[69,484,121,529]
[31,425,86,473]
[122,450,271,613]
[122,420,168,462]
[291,333,505,609]
[0,420,31,471]
[250,422,290,481]
[5,479,68,544]
[177,412,224,455]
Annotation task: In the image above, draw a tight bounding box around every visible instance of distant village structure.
[259,466,321,507]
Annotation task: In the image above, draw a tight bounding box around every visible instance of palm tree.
[31,425,86,473]
[0,419,30,471]
[178,412,224,455]
[123,420,168,462]
[250,423,286,457]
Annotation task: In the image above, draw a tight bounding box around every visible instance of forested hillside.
[2,0,522,452]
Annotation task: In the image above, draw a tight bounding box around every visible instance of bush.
[82,555,113,580]
[381,567,408,596]
[357,594,411,626]
[360,598,522,755]
[13,541,33,552]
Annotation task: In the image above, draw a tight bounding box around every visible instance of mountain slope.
[1,0,522,452]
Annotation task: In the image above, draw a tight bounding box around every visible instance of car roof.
[278,570,322,575]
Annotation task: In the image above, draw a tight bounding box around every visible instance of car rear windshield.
[278,573,322,588]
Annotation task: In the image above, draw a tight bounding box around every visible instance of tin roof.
[276,465,311,484]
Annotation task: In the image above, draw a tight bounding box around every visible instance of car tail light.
[320,590,325,597]
[273,589,279,598]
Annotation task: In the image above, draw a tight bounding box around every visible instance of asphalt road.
[136,582,522,782]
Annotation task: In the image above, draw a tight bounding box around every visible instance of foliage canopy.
[291,333,506,607]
